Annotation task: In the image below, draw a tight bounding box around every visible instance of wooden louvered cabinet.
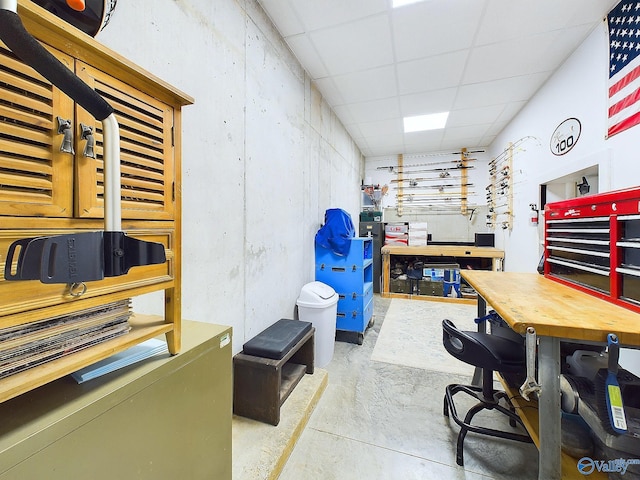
[0,1,193,403]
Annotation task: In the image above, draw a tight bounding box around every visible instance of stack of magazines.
[0,300,132,379]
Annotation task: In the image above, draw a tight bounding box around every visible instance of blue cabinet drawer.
[337,284,373,317]
[315,263,373,293]
[336,296,373,333]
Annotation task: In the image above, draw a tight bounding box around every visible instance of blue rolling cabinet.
[315,237,374,345]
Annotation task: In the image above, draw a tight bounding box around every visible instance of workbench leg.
[471,296,487,386]
[538,336,561,480]
[382,252,390,297]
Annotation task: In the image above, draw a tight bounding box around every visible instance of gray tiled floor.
[278,296,539,480]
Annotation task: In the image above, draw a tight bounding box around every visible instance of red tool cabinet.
[544,186,640,313]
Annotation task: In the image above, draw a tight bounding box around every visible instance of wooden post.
[461,147,468,215]
[397,153,403,216]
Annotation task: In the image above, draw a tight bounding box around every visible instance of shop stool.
[442,318,533,466]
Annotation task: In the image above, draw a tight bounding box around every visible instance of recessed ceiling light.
[403,112,449,133]
[392,0,426,8]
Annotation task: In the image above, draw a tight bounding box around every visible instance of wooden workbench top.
[462,271,640,346]
[381,245,504,258]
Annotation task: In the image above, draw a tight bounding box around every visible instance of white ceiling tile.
[443,124,491,142]
[258,0,305,37]
[286,34,328,79]
[397,50,469,95]
[476,0,616,45]
[403,129,444,146]
[463,36,556,85]
[344,97,401,124]
[313,77,345,106]
[258,0,612,156]
[494,101,527,124]
[310,14,394,76]
[483,121,509,138]
[363,135,406,156]
[391,0,488,61]
[447,105,506,128]
[455,73,548,109]
[399,89,457,117]
[358,118,404,138]
[365,132,405,148]
[332,105,357,125]
[330,66,397,104]
[479,134,497,147]
[289,0,389,32]
[539,24,594,69]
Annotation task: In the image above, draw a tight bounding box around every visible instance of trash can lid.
[296,281,338,308]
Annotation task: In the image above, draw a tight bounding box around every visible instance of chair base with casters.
[441,318,533,466]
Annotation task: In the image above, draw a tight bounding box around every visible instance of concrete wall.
[97,0,363,352]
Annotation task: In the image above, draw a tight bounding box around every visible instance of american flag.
[607,1,640,137]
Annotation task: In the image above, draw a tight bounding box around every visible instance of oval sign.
[550,118,581,156]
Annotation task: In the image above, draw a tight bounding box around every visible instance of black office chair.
[442,318,533,466]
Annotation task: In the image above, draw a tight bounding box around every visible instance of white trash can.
[296,281,338,368]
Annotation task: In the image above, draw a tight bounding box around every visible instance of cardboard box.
[385,223,408,233]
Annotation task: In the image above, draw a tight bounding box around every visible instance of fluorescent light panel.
[403,112,449,133]
[393,0,427,8]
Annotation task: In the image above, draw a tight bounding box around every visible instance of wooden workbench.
[381,245,504,301]
[462,271,640,480]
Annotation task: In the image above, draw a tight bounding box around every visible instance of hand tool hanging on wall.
[0,0,166,286]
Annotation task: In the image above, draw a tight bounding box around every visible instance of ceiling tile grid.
[258,0,619,157]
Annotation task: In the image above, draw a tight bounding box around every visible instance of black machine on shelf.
[31,0,117,36]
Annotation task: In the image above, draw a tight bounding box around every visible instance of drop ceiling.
[257,0,618,157]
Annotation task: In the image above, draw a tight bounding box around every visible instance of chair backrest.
[443,319,493,367]
[442,319,526,373]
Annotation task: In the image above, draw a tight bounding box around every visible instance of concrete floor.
[234,295,539,480]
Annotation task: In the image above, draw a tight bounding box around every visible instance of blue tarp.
[315,208,355,256]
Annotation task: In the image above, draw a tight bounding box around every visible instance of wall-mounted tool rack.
[383,149,476,216]
[486,143,513,230]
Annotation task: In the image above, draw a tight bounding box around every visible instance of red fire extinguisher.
[529,204,539,226]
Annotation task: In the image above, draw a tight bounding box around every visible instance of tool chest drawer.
[544,186,640,312]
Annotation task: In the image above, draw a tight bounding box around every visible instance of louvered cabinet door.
[75,62,175,220]
[0,43,74,217]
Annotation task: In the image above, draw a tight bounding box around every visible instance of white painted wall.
[97,0,363,352]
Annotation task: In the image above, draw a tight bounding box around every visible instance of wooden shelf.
[0,314,173,404]
[498,376,607,480]
[381,245,505,300]
[382,292,476,304]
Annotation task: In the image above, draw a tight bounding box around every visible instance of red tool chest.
[544,186,640,313]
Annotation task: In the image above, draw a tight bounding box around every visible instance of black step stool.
[233,319,315,425]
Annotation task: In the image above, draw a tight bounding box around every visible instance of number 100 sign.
[550,118,581,156]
